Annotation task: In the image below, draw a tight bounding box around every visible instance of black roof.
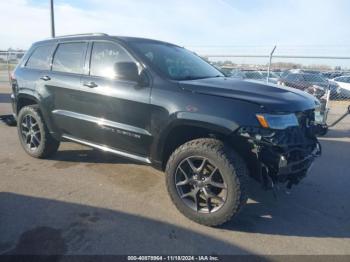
[32,33,178,47]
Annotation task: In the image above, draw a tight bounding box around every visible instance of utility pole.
[50,0,55,38]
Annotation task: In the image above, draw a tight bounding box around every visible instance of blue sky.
[1,0,350,66]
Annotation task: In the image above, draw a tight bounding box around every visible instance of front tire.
[165,138,248,226]
[17,105,60,158]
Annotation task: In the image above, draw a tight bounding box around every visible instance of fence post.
[6,51,10,82]
[267,45,277,83]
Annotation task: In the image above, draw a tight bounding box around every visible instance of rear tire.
[165,138,248,226]
[17,105,60,158]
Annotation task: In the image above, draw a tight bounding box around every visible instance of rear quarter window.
[52,42,87,74]
[25,44,55,70]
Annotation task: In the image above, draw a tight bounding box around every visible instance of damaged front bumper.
[277,144,320,175]
[259,141,321,188]
[237,124,321,189]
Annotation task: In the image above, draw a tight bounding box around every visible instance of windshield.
[244,71,264,79]
[260,71,279,78]
[302,74,327,82]
[131,42,224,80]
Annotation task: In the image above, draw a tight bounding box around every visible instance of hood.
[179,77,319,112]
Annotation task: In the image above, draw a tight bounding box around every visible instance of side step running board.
[62,135,151,164]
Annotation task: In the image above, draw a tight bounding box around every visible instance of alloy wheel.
[174,156,227,213]
[20,114,41,151]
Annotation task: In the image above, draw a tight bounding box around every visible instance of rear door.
[48,42,88,137]
[17,43,56,101]
[79,41,153,157]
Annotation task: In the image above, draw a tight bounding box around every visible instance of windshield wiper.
[181,75,223,80]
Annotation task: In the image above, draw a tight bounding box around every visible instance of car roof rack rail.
[54,33,109,38]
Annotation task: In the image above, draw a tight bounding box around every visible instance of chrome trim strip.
[52,110,151,136]
[62,134,151,164]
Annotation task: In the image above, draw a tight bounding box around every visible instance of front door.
[78,41,153,158]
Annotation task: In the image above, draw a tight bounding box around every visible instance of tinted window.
[302,74,326,82]
[244,71,263,79]
[26,44,54,70]
[260,71,279,78]
[286,74,297,81]
[131,42,223,80]
[281,71,290,78]
[295,75,304,82]
[90,42,134,78]
[52,43,86,74]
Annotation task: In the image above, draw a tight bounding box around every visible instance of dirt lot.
[0,86,350,256]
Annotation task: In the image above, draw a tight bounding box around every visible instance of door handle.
[83,81,98,88]
[40,75,51,81]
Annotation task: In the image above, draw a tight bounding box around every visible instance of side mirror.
[114,62,139,82]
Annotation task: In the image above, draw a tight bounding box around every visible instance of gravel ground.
[0,87,349,256]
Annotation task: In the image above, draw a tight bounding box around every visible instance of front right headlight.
[256,113,299,130]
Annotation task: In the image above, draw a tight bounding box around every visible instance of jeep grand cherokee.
[10,33,321,226]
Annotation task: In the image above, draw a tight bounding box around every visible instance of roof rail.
[53,33,109,39]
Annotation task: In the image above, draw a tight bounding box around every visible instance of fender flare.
[151,111,240,165]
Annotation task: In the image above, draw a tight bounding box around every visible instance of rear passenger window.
[26,44,54,70]
[52,43,86,74]
[90,42,134,78]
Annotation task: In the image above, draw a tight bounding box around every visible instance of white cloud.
[0,0,349,54]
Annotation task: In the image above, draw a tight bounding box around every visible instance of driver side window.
[90,42,135,78]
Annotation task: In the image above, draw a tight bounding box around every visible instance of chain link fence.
[188,45,350,128]
[0,51,25,87]
[1,47,349,129]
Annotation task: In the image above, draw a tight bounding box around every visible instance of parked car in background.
[277,73,329,98]
[243,71,265,81]
[279,69,325,81]
[230,70,274,82]
[258,71,280,84]
[218,67,234,77]
[272,71,282,77]
[321,71,344,79]
[330,75,350,99]
[289,69,321,75]
[278,72,343,100]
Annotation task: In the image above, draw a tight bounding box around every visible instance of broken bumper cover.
[258,141,321,185]
[274,142,321,179]
[238,125,321,187]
